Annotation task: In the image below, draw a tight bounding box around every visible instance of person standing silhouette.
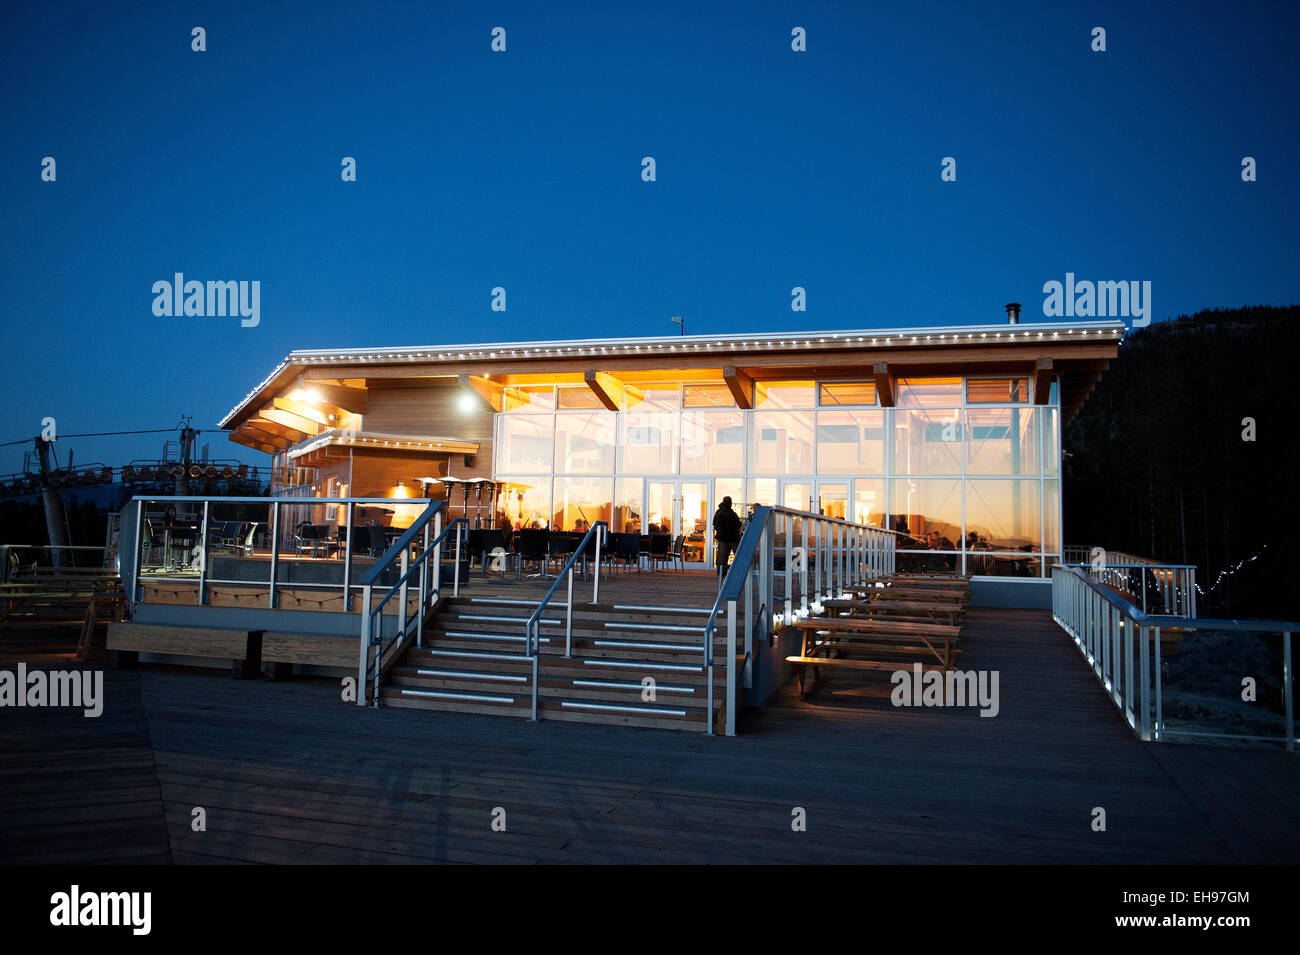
[712,496,742,578]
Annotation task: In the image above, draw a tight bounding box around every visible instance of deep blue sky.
[2,0,1296,473]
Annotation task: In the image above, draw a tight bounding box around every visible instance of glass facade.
[493,376,1063,575]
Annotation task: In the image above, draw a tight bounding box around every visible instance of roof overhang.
[220,319,1126,430]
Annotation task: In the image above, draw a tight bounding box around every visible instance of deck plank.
[3,603,1297,864]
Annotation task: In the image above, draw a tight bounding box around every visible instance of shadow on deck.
[2,606,1297,864]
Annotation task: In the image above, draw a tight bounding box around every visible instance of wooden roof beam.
[259,406,319,438]
[873,362,895,407]
[1034,358,1054,405]
[272,396,331,428]
[246,417,303,442]
[460,374,504,412]
[583,371,622,412]
[238,425,291,450]
[722,366,753,409]
[305,382,367,414]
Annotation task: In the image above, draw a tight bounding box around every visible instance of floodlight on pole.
[670,315,684,336]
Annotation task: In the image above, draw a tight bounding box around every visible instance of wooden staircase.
[0,566,126,659]
[380,595,732,732]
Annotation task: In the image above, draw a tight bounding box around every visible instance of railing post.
[1139,622,1151,740]
[1154,625,1163,740]
[343,502,354,612]
[197,500,209,604]
[726,599,738,736]
[268,501,280,609]
[358,588,372,707]
[759,513,773,634]
[1284,631,1294,752]
[416,517,429,647]
[432,510,443,605]
[706,663,715,736]
[565,566,574,658]
[784,514,793,621]
[743,558,754,691]
[398,547,409,640]
[592,524,604,604]
[453,521,462,597]
[800,516,809,617]
[1123,616,1134,729]
[130,499,144,603]
[530,651,539,721]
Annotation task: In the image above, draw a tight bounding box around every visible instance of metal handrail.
[359,505,446,586]
[524,521,608,720]
[702,506,774,662]
[1052,564,1295,749]
[357,502,467,707]
[699,505,897,735]
[1062,559,1198,618]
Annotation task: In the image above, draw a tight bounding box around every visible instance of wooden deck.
[2,606,1297,864]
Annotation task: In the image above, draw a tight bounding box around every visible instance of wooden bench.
[788,614,963,697]
[262,631,359,679]
[107,623,263,678]
[854,585,970,604]
[823,597,966,625]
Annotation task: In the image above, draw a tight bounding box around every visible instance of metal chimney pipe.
[1005,302,1021,324]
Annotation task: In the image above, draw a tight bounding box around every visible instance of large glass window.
[553,477,612,532]
[749,411,814,474]
[498,478,551,530]
[819,381,877,406]
[966,407,1039,475]
[501,385,555,413]
[613,478,643,533]
[747,478,778,506]
[497,416,553,473]
[890,478,962,548]
[967,377,1029,403]
[896,377,962,408]
[893,409,961,476]
[624,385,681,412]
[489,370,1064,575]
[818,483,847,519]
[853,479,886,527]
[755,381,815,409]
[555,412,615,474]
[816,409,885,474]
[681,410,744,474]
[557,386,606,410]
[684,384,734,407]
[966,479,1042,552]
[621,411,678,473]
[1043,480,1061,555]
[1042,408,1060,476]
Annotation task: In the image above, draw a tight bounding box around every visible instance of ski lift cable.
[0,427,193,447]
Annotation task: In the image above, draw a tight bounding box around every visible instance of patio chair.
[547,531,577,577]
[237,522,258,557]
[480,529,514,578]
[648,534,670,572]
[466,528,486,570]
[669,534,685,572]
[609,532,641,575]
[293,522,315,556]
[365,523,389,557]
[516,529,550,579]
